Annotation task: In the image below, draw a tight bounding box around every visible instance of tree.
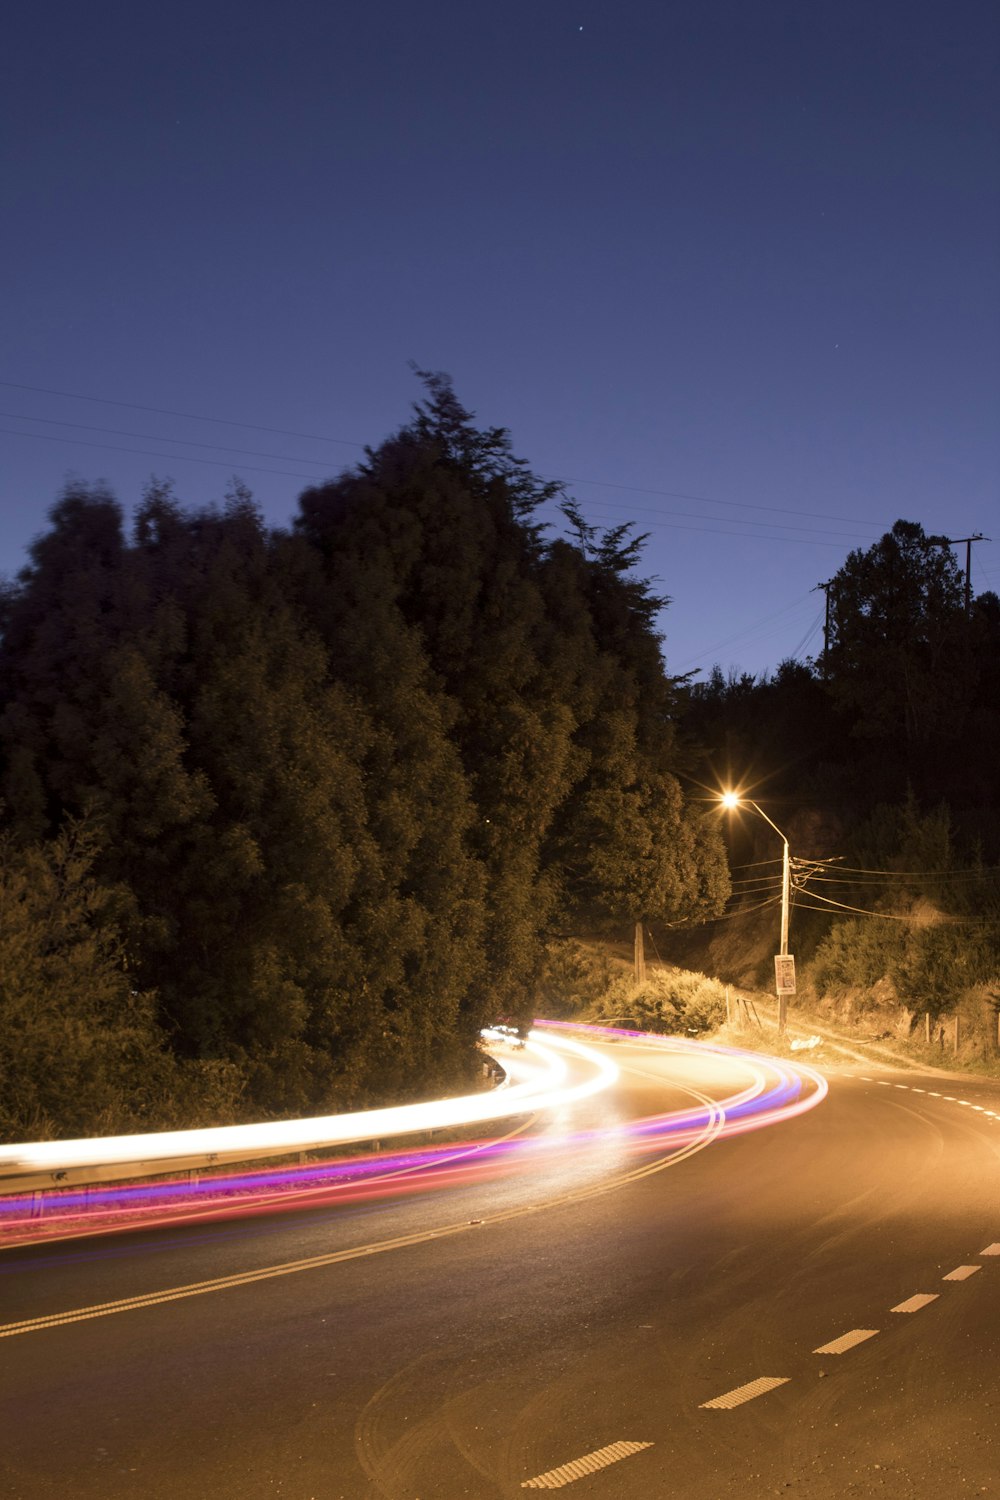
[825,520,969,753]
[296,376,581,1023]
[0,820,239,1141]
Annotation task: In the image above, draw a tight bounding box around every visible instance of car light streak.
[0,1029,617,1182]
[0,1024,826,1246]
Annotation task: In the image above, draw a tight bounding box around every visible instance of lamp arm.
[746,799,789,847]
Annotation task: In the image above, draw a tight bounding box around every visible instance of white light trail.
[0,1030,619,1182]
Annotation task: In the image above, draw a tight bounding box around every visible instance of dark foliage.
[0,378,727,1138]
[682,521,1000,1006]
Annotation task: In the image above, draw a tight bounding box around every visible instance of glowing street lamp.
[721,791,793,1035]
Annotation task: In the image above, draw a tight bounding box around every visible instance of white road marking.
[813,1329,879,1355]
[928,1091,942,1097]
[943,1265,980,1281]
[910,1088,925,1093]
[981,1243,1000,1256]
[892,1293,939,1313]
[875,1081,893,1087]
[700,1377,790,1410]
[893,1084,909,1090]
[520,1441,652,1489]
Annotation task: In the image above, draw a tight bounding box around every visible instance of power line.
[791,892,926,921]
[666,894,782,928]
[551,472,881,529]
[815,862,1000,879]
[0,377,892,541]
[0,411,341,471]
[0,380,365,449]
[673,593,818,669]
[0,427,325,483]
[573,504,877,546]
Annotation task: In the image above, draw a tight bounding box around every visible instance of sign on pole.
[774,954,796,995]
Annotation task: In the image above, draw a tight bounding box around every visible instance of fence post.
[925,1011,931,1044]
[725,985,731,1025]
[954,1013,960,1051]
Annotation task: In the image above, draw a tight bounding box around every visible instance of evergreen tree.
[0,820,239,1140]
[825,520,969,754]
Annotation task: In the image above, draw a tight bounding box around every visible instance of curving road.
[2,1027,999,1498]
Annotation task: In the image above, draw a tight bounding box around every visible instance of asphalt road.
[2,1032,999,1499]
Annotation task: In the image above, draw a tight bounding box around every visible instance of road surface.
[2,1028,999,1498]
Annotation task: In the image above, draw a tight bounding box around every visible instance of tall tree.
[296,376,580,1021]
[825,520,969,754]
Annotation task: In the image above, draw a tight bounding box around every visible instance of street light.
[720,791,793,1035]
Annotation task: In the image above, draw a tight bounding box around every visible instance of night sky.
[3,0,997,679]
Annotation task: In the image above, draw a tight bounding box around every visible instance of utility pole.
[816,581,833,674]
[721,793,792,1036]
[777,834,791,1036]
[936,534,990,617]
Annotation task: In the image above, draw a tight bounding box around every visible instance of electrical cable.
[0,378,892,543]
[0,380,364,449]
[812,862,1000,880]
[0,411,341,470]
[791,888,927,921]
[667,894,782,928]
[0,427,326,483]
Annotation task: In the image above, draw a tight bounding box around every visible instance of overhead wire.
[0,377,890,548]
[810,862,1000,880]
[790,893,926,921]
[0,427,327,484]
[0,380,365,449]
[667,893,782,928]
[0,411,342,471]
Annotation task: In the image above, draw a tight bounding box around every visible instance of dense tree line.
[0,378,729,1139]
[682,519,1000,1016]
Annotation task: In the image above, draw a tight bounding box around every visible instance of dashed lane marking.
[520,1441,652,1489]
[892,1293,939,1313]
[868,1082,1000,1116]
[982,1244,1000,1256]
[813,1328,879,1355]
[943,1265,980,1281]
[700,1377,790,1410]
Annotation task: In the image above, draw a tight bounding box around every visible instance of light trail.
[0,1024,827,1246]
[0,1028,617,1182]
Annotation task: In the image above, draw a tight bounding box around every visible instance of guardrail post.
[925,1011,931,1044]
[954,1014,960,1051]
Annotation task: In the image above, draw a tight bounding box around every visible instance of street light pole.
[721,793,792,1036]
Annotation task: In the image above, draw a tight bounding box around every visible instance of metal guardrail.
[0,1056,512,1196]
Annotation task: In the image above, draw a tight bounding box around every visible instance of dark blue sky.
[3,0,997,678]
